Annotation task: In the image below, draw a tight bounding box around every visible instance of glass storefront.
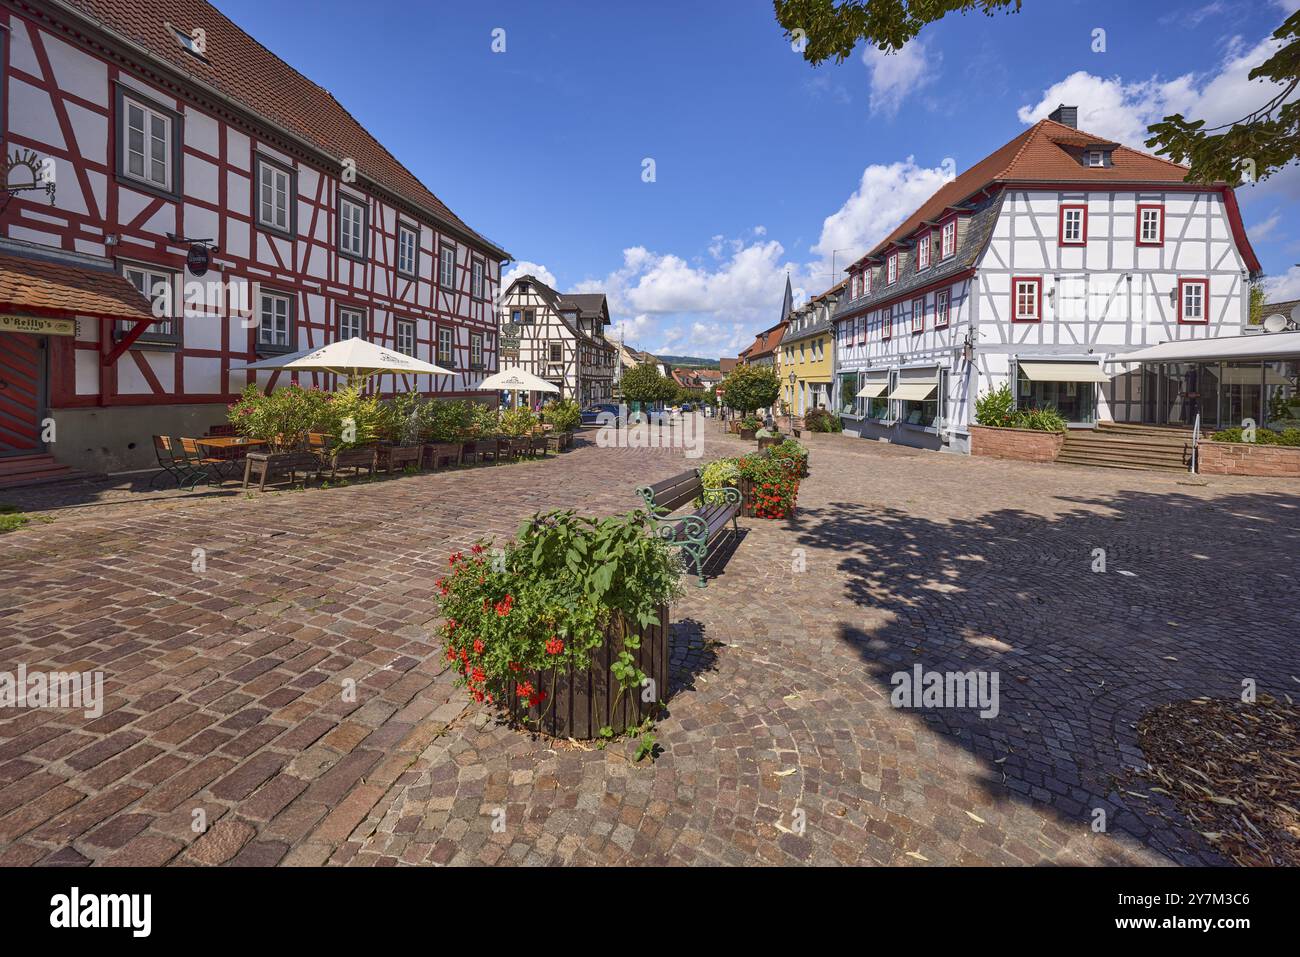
[1142,360,1297,430]
[1015,368,1098,424]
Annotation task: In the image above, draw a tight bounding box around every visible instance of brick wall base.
[970,425,1065,463]
[1198,441,1300,477]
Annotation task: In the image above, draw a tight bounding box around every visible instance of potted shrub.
[734,453,800,519]
[377,392,425,472]
[424,399,468,469]
[326,384,386,474]
[970,385,1068,462]
[768,438,809,477]
[542,399,581,450]
[229,383,333,485]
[436,510,682,738]
[738,415,761,440]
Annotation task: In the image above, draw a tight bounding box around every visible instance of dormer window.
[1087,150,1105,167]
[917,231,931,270]
[171,26,207,60]
[940,220,956,259]
[887,253,898,285]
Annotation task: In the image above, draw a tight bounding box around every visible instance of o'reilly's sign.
[0,314,77,336]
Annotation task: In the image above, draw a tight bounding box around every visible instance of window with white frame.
[1059,205,1086,245]
[1138,205,1163,245]
[471,259,484,299]
[256,158,292,233]
[1012,277,1041,322]
[397,224,418,276]
[1179,279,1208,323]
[396,319,416,356]
[935,288,950,327]
[1087,150,1105,167]
[121,96,174,191]
[338,195,366,258]
[940,220,956,258]
[439,245,457,288]
[338,307,365,340]
[470,333,483,369]
[911,296,925,333]
[917,232,931,270]
[258,291,292,348]
[437,326,454,366]
[121,264,178,340]
[887,253,898,284]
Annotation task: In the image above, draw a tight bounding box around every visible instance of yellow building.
[779,282,844,418]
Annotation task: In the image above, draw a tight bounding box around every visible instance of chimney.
[1048,104,1078,129]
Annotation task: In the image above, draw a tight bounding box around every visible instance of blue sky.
[219,0,1300,356]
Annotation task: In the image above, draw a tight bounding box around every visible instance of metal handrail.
[1190,412,1201,473]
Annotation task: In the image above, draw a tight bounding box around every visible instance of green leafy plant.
[804,408,842,432]
[1013,406,1068,433]
[436,510,682,725]
[700,458,740,491]
[499,406,537,437]
[974,384,1066,432]
[768,439,808,476]
[425,399,472,442]
[1211,426,1300,446]
[541,398,582,433]
[739,415,762,432]
[720,364,780,415]
[621,362,677,405]
[327,384,385,450]
[228,383,333,452]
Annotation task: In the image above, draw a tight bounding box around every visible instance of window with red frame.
[1059,205,1087,245]
[935,288,950,327]
[917,231,931,270]
[940,220,956,258]
[911,296,925,333]
[1137,205,1164,246]
[1178,278,1208,324]
[1012,277,1042,322]
[887,253,898,284]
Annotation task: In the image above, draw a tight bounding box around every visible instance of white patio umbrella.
[478,365,560,410]
[233,337,453,384]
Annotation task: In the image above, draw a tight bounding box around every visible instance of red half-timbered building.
[0,0,510,476]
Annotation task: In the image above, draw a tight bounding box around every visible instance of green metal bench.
[636,468,741,588]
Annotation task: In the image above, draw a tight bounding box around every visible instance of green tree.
[721,364,781,415]
[775,2,1300,186]
[621,362,676,405]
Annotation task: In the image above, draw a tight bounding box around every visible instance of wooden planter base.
[378,444,422,472]
[503,607,669,738]
[423,442,463,469]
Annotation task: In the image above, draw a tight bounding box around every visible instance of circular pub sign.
[186,243,210,277]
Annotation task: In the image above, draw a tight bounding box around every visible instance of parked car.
[581,403,620,425]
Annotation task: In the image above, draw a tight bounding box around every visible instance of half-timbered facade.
[0,0,508,473]
[832,106,1262,454]
[498,275,615,407]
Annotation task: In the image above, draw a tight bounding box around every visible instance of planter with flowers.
[699,443,803,520]
[436,510,681,738]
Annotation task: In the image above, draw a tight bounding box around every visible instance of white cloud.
[862,39,938,118]
[1250,212,1282,241]
[500,260,557,291]
[1263,267,1300,301]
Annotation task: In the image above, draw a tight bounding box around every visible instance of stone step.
[1055,454,1189,472]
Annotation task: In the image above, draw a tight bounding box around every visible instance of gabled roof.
[61,0,508,258]
[505,275,614,349]
[557,293,610,324]
[854,118,1203,267]
[719,358,739,374]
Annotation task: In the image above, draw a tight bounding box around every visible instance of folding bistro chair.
[177,437,231,488]
[150,435,194,489]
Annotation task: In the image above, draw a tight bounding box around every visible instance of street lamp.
[788,370,797,434]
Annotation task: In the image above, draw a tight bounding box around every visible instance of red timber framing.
[1,0,509,413]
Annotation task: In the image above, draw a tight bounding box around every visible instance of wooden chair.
[178,437,233,487]
[150,435,194,489]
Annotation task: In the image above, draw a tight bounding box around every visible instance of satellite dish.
[1264,314,1290,333]
[1291,303,1300,324]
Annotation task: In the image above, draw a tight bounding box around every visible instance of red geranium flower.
[545,637,564,655]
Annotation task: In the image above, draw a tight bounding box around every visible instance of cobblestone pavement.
[1,421,1296,866]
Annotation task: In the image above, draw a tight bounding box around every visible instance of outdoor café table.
[194,436,266,450]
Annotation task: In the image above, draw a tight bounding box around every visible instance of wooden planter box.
[1199,440,1300,477]
[242,450,321,490]
[739,428,757,440]
[503,606,670,738]
[378,444,422,473]
[970,424,1065,463]
[757,435,782,450]
[423,442,462,469]
[325,447,378,480]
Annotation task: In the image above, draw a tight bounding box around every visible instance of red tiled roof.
[719,358,738,373]
[61,0,505,256]
[0,251,155,320]
[859,119,1195,264]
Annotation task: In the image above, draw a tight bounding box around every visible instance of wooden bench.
[636,468,741,588]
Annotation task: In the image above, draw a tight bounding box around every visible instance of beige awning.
[889,381,937,401]
[1216,365,1292,386]
[1019,360,1110,383]
[856,373,890,398]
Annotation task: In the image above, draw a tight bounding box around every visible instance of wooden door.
[0,334,46,455]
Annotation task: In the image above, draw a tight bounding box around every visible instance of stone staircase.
[0,453,89,490]
[1056,422,1194,473]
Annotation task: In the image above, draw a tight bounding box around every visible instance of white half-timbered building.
[498,275,616,407]
[0,0,508,475]
[832,106,1263,454]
